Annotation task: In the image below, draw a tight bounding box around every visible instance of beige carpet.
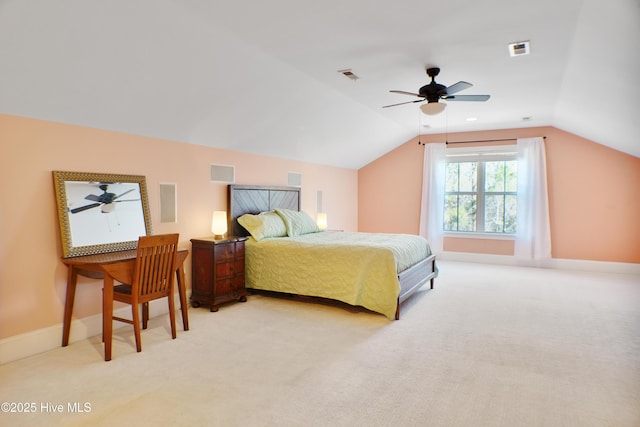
[1,261,639,426]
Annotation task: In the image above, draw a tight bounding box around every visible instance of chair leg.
[168,293,177,339]
[142,302,149,330]
[101,288,106,343]
[103,278,115,362]
[131,302,142,352]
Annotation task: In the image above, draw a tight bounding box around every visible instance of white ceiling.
[1,0,638,169]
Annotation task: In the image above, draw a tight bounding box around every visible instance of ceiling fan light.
[420,102,446,115]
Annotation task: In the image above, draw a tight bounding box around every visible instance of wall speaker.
[210,164,235,183]
[288,172,302,187]
[159,183,177,223]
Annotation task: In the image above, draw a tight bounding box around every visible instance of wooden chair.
[103,233,179,360]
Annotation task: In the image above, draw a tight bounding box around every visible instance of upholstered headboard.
[228,185,301,237]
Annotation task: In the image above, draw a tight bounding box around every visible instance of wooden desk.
[61,249,189,356]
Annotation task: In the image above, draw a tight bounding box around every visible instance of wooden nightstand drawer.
[214,243,236,261]
[190,236,248,312]
[215,259,243,278]
[215,277,235,296]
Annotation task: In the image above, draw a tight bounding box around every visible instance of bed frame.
[228,184,436,319]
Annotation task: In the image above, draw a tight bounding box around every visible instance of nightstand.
[190,236,248,312]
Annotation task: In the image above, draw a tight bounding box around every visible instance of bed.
[228,184,436,319]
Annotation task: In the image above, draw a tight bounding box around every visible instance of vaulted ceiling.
[1,0,638,169]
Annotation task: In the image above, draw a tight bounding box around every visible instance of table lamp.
[211,211,228,239]
[316,212,327,231]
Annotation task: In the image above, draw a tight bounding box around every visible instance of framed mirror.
[53,171,153,257]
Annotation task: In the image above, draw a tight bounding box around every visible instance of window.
[444,148,518,234]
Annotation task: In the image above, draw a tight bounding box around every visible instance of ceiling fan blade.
[114,188,136,200]
[115,199,141,203]
[390,90,423,98]
[445,81,473,96]
[444,94,490,102]
[382,99,425,108]
[70,202,101,214]
[84,194,101,202]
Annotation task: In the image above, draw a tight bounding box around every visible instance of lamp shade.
[420,101,446,115]
[316,212,328,231]
[211,211,228,238]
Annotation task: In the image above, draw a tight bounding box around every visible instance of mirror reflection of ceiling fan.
[70,184,140,214]
[383,67,490,115]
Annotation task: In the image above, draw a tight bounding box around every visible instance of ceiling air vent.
[508,40,530,57]
[338,69,359,81]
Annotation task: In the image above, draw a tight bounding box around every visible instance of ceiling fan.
[70,184,139,214]
[383,67,490,115]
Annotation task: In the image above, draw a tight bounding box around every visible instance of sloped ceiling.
[1,0,638,169]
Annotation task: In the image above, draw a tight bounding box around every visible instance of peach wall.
[357,136,423,234]
[358,126,640,264]
[546,130,640,263]
[0,114,357,340]
[443,237,514,255]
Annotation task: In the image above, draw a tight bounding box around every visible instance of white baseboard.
[436,251,640,275]
[548,258,640,275]
[0,294,186,365]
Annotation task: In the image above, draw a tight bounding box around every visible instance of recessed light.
[522,116,532,121]
[466,117,477,121]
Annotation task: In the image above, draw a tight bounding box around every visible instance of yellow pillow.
[237,211,287,241]
[275,209,320,237]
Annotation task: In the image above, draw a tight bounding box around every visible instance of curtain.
[419,142,446,254]
[515,137,552,264]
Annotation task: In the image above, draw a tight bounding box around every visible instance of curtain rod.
[445,136,546,145]
[418,136,546,146]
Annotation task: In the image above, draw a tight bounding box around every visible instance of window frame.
[444,145,518,239]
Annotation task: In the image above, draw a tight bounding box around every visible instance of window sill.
[444,232,515,241]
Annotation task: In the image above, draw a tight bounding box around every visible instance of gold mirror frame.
[53,171,153,258]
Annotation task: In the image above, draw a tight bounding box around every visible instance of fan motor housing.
[419,83,446,102]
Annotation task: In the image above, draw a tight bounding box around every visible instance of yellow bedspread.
[245,231,432,319]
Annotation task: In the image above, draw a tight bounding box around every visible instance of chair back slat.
[132,234,179,299]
